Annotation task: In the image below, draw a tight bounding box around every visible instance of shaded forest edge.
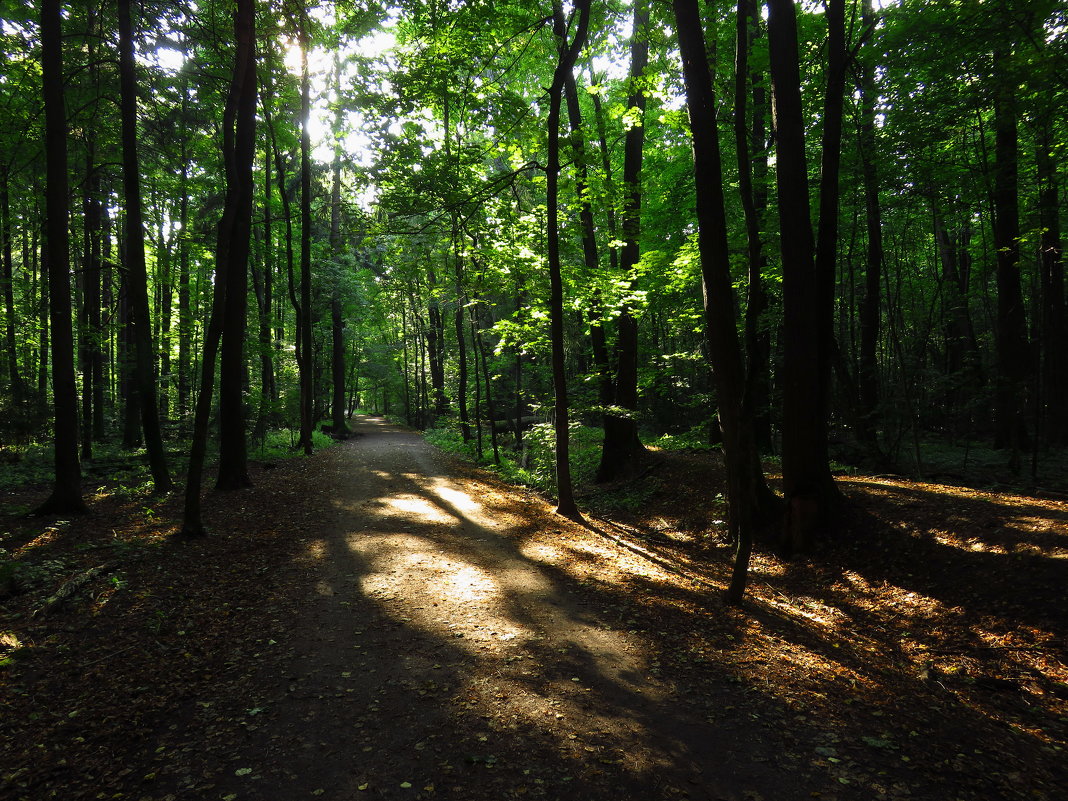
[1,423,1066,799]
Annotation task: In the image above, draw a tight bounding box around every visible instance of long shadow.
[71,417,1064,801]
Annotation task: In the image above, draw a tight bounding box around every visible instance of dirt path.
[182,416,796,801]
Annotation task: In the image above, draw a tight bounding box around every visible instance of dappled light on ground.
[2,418,1065,800]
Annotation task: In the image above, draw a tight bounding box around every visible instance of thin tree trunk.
[563,65,612,410]
[37,0,85,514]
[597,0,650,483]
[856,0,884,452]
[298,15,314,454]
[328,60,350,439]
[546,0,592,520]
[734,0,772,454]
[2,171,23,405]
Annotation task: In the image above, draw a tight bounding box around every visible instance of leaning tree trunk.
[118,0,172,492]
[546,0,593,520]
[37,0,85,515]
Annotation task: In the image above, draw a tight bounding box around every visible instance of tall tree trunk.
[328,59,350,439]
[546,0,592,520]
[79,152,101,459]
[675,0,777,604]
[118,0,172,491]
[298,15,315,455]
[214,0,257,490]
[856,0,884,452]
[597,0,650,483]
[768,0,838,554]
[37,0,85,514]
[181,0,256,535]
[991,51,1030,463]
[1,171,23,405]
[734,0,772,453]
[176,102,192,424]
[251,145,275,438]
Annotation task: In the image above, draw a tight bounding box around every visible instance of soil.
[1,415,1066,801]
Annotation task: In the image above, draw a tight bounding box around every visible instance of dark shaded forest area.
[1,1,1067,799]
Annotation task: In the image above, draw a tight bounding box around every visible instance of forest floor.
[1,415,1066,801]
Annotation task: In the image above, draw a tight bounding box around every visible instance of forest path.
[197,416,799,801]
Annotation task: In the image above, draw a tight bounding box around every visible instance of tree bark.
[734,0,773,454]
[768,0,838,554]
[855,0,884,450]
[674,0,777,604]
[298,15,315,455]
[329,60,351,439]
[214,0,257,490]
[546,0,592,520]
[37,0,86,514]
[118,0,172,492]
[181,0,256,534]
[991,51,1030,462]
[1,171,23,406]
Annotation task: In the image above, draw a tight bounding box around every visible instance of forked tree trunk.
[675,0,777,604]
[181,0,256,535]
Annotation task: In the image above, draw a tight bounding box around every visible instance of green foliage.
[647,425,714,452]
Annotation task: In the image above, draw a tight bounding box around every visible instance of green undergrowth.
[424,419,603,498]
[0,426,339,497]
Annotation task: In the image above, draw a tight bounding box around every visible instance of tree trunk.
[37,0,85,514]
[563,65,612,411]
[546,0,592,520]
[734,0,773,454]
[1,171,23,405]
[674,0,777,604]
[214,0,257,490]
[597,0,649,483]
[181,0,256,535]
[298,16,315,455]
[328,62,351,439]
[118,0,172,492]
[991,52,1030,463]
[768,0,838,554]
[855,0,884,452]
